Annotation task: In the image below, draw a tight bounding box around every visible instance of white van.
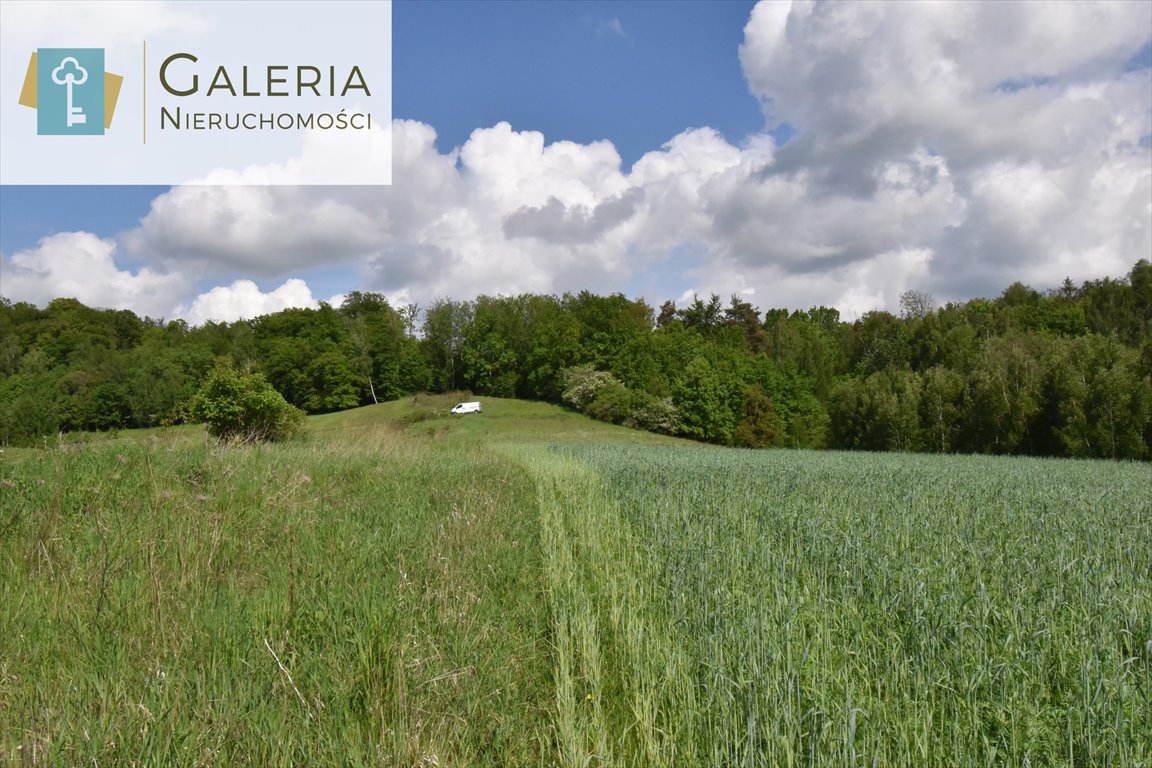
[450,401,482,415]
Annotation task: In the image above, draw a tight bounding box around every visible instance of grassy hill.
[308,393,686,445]
[2,398,1149,766]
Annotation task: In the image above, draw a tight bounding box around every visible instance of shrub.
[560,365,624,410]
[586,380,632,423]
[190,361,305,443]
[561,365,679,435]
[628,393,679,435]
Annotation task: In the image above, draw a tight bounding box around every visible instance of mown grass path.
[520,446,700,768]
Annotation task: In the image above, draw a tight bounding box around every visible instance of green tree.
[627,392,679,434]
[852,310,912,375]
[461,296,528,396]
[560,365,623,410]
[421,298,473,392]
[830,370,920,452]
[678,293,724,333]
[919,366,964,452]
[785,391,830,448]
[562,291,652,369]
[722,295,768,352]
[0,372,63,444]
[611,325,702,397]
[959,332,1050,454]
[763,310,844,398]
[82,382,133,431]
[303,350,361,412]
[123,334,212,426]
[673,356,736,444]
[340,292,415,403]
[1053,335,1150,459]
[733,385,786,448]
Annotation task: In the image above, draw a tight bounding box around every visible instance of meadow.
[1,396,1149,766]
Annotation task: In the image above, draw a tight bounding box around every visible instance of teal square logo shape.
[37,48,105,135]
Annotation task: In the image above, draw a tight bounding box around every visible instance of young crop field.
[1,396,1149,766]
[530,444,1152,767]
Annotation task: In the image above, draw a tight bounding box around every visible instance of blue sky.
[1,0,1149,324]
[1,1,761,256]
[396,0,763,166]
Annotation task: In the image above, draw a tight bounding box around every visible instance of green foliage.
[830,370,921,452]
[673,355,736,444]
[0,372,63,444]
[785,391,830,448]
[560,365,680,434]
[626,392,679,435]
[190,361,305,443]
[420,298,472,391]
[302,349,361,412]
[960,332,1050,454]
[560,365,623,410]
[585,379,633,423]
[732,384,786,448]
[919,365,964,452]
[81,382,132,431]
[3,259,1151,457]
[1052,334,1151,459]
[677,292,724,332]
[562,290,653,370]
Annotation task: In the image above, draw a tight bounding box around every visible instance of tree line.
[1,260,1149,458]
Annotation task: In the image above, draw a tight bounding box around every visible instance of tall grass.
[1,426,549,766]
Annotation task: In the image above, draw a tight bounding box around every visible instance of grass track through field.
[519,446,700,768]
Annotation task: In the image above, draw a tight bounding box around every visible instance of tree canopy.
[2,262,1150,459]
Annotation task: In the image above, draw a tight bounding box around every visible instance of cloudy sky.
[1,0,1150,325]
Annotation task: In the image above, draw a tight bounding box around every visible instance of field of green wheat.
[2,396,1149,766]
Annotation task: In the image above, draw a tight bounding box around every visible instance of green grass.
[1,418,550,766]
[1,397,1149,766]
[310,394,685,446]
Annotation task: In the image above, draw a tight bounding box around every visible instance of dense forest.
[2,260,1149,459]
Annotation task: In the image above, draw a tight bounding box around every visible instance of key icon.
[51,56,88,128]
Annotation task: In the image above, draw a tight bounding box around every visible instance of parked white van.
[450,401,482,415]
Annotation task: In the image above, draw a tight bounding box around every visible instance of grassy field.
[1,395,1149,766]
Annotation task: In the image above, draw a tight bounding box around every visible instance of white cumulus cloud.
[2,232,187,318]
[732,0,1152,303]
[174,278,328,325]
[10,1,1149,324]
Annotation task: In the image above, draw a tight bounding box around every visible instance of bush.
[561,366,680,435]
[560,365,624,410]
[586,380,632,423]
[190,361,305,443]
[398,409,438,426]
[628,393,679,435]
